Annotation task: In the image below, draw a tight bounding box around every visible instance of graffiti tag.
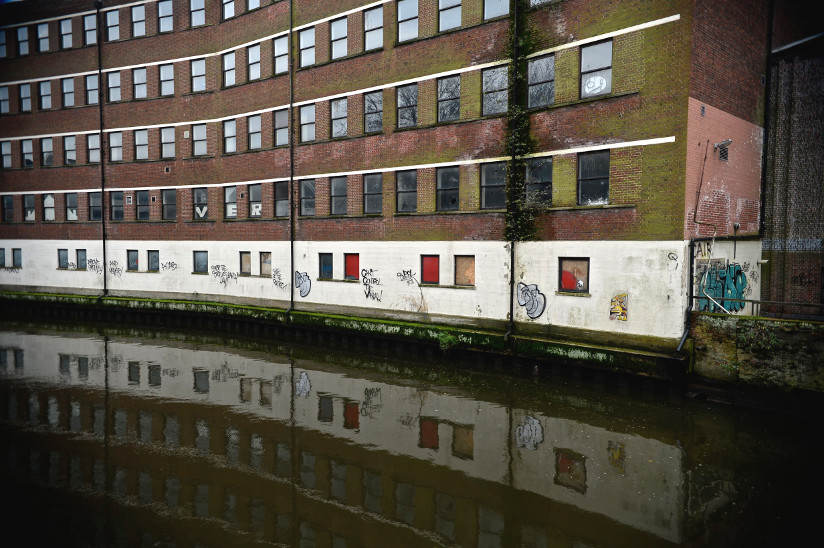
[610,293,628,321]
[211,362,239,382]
[67,262,77,270]
[272,268,288,290]
[211,264,238,285]
[161,368,179,377]
[161,261,178,271]
[108,260,122,278]
[295,271,311,297]
[697,261,748,313]
[517,282,546,319]
[87,258,104,274]
[791,273,817,286]
[360,387,383,418]
[3,267,21,275]
[397,269,418,285]
[361,268,383,302]
[515,415,544,451]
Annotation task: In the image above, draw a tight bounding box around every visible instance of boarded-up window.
[452,424,474,459]
[345,253,359,280]
[421,255,439,284]
[419,417,439,449]
[240,251,251,275]
[455,255,474,286]
[260,252,271,277]
[239,377,252,402]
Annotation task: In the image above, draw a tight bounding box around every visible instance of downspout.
[505,0,521,342]
[759,0,775,238]
[676,239,694,354]
[286,0,295,319]
[95,1,108,298]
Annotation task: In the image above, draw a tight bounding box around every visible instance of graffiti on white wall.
[517,282,546,319]
[272,268,288,290]
[610,294,628,321]
[88,258,104,274]
[396,268,425,312]
[294,271,311,297]
[211,265,238,286]
[696,261,749,313]
[161,261,178,271]
[108,260,122,278]
[361,268,383,302]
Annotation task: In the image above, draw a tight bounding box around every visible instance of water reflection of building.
[1,328,684,545]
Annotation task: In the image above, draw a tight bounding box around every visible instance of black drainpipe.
[676,239,694,354]
[286,1,295,319]
[759,0,775,238]
[95,1,108,297]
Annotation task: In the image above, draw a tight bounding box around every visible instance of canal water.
[0,320,819,547]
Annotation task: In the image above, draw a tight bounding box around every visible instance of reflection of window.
[396,170,417,212]
[344,401,359,429]
[554,448,587,493]
[419,417,439,448]
[439,0,461,31]
[438,76,460,122]
[364,92,383,133]
[363,174,382,214]
[148,364,161,386]
[559,257,589,293]
[577,150,609,205]
[300,180,315,216]
[193,368,210,393]
[364,7,383,51]
[363,470,382,514]
[452,424,474,459]
[580,40,612,99]
[528,55,555,108]
[345,253,359,280]
[481,162,506,209]
[454,255,475,286]
[319,253,332,279]
[482,67,507,115]
[240,378,253,403]
[421,255,439,284]
[526,157,552,206]
[398,0,418,42]
[318,395,334,422]
[436,167,459,211]
[128,362,140,384]
[396,483,415,525]
[330,176,347,215]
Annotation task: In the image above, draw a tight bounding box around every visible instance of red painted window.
[421,255,439,284]
[345,253,359,280]
[344,401,359,430]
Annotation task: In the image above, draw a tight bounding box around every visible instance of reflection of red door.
[344,401,359,430]
[419,418,439,449]
[561,270,577,290]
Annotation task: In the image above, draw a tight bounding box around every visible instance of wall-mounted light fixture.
[713,138,733,149]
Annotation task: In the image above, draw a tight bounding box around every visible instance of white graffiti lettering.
[517,282,546,319]
[295,271,311,297]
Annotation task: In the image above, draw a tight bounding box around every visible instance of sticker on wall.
[609,293,628,321]
[517,282,547,319]
[294,271,311,297]
[515,415,544,451]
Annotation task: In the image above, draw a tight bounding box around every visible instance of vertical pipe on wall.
[287,0,295,316]
[94,1,108,297]
[505,0,522,342]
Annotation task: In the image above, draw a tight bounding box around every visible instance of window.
[528,55,555,108]
[223,52,235,86]
[77,249,87,270]
[158,1,174,33]
[60,20,72,49]
[136,190,149,220]
[364,7,383,51]
[223,120,236,153]
[398,0,418,42]
[12,249,22,268]
[526,158,552,205]
[148,250,159,272]
[331,17,347,60]
[1,196,12,221]
[718,143,729,161]
[482,67,507,115]
[396,170,417,212]
[106,11,120,41]
[162,189,177,220]
[436,167,459,211]
[331,99,347,138]
[299,28,315,67]
[260,252,272,277]
[223,0,235,19]
[224,186,237,218]
[439,0,461,31]
[397,84,418,128]
[274,109,288,146]
[577,150,609,205]
[363,174,382,214]
[66,193,78,220]
[193,187,208,219]
[330,176,347,215]
[0,30,5,57]
[481,162,506,209]
[21,139,33,166]
[159,64,174,96]
[239,251,251,275]
[300,105,315,142]
[89,192,102,220]
[58,249,69,269]
[194,251,208,273]
[249,0,261,10]
[161,127,175,158]
[249,184,262,217]
[300,180,315,216]
[191,0,206,27]
[109,131,122,161]
[86,74,99,105]
[17,27,29,55]
[192,124,207,156]
[108,72,121,102]
[1,141,11,168]
[133,68,147,99]
[273,36,288,75]
[559,258,589,293]
[485,0,508,19]
[87,134,100,163]
[134,129,148,159]
[132,6,146,37]
[248,115,261,149]
[20,84,31,112]
[84,15,96,46]
[43,194,55,221]
[39,81,52,110]
[111,191,124,220]
[191,59,206,92]
[41,138,53,166]
[437,76,460,122]
[37,23,49,52]
[62,78,75,107]
[364,91,383,133]
[421,255,439,284]
[274,182,289,217]
[580,40,612,99]
[319,253,333,279]
[127,250,139,271]
[0,86,8,113]
[455,255,475,286]
[23,195,34,221]
[248,44,261,80]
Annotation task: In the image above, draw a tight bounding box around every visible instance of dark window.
[224,186,237,218]
[421,255,439,284]
[398,0,418,42]
[580,40,612,99]
[396,170,417,212]
[363,174,382,214]
[65,193,78,221]
[319,253,333,279]
[397,84,418,128]
[77,249,87,269]
[482,67,508,115]
[526,158,552,206]
[127,250,138,271]
[331,17,347,60]
[559,257,589,293]
[528,55,555,108]
[136,190,150,220]
[438,76,460,122]
[193,187,208,219]
[275,182,289,217]
[481,162,506,209]
[364,92,383,133]
[148,250,159,272]
[577,150,609,205]
[436,167,459,211]
[111,191,124,220]
[23,194,35,221]
[2,195,12,221]
[300,180,315,216]
[345,254,359,280]
[58,249,69,269]
[364,7,383,51]
[193,251,208,273]
[89,192,102,220]
[162,189,177,220]
[330,177,347,215]
[249,184,262,217]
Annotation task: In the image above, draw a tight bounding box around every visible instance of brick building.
[0,1,774,352]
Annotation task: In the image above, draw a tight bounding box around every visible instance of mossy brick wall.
[691,314,824,393]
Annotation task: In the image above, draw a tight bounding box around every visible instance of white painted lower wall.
[0,237,764,341]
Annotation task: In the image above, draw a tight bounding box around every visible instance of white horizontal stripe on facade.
[0,136,675,196]
[0,1,152,29]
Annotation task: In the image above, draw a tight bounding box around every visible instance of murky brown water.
[0,320,819,547]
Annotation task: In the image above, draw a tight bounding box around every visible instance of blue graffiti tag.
[698,262,748,313]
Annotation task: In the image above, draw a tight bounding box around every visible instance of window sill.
[526,90,639,115]
[317,278,359,283]
[556,291,591,298]
[420,283,475,290]
[192,271,208,275]
[544,204,635,212]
